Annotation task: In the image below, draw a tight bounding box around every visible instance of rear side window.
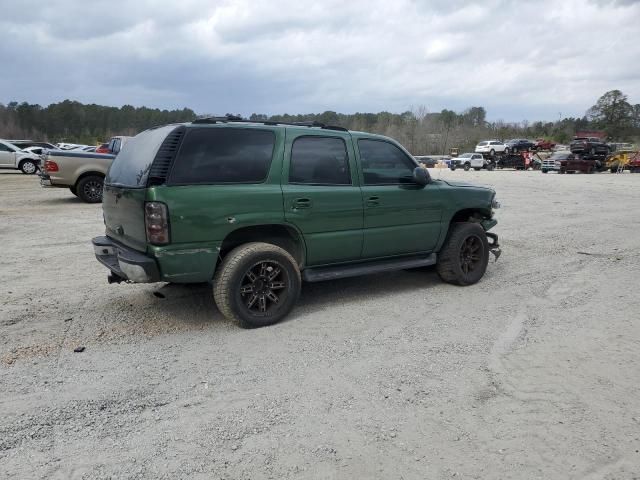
[478,141,488,146]
[358,139,416,185]
[289,136,351,185]
[170,128,275,185]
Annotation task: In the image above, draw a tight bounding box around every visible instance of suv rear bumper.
[92,235,160,283]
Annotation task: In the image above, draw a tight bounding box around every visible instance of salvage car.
[450,152,493,171]
[92,117,501,328]
[569,137,610,155]
[505,139,536,152]
[475,140,509,156]
[0,139,42,174]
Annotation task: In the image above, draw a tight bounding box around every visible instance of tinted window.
[478,142,488,146]
[106,124,179,188]
[0,143,13,152]
[170,128,275,185]
[358,139,415,185]
[289,136,351,185]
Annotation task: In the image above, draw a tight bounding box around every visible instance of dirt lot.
[1,169,639,479]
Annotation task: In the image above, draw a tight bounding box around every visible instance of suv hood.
[441,179,493,190]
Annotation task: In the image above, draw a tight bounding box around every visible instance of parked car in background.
[556,152,598,174]
[505,139,536,152]
[450,153,492,171]
[8,140,57,150]
[535,139,556,151]
[95,143,110,154]
[0,139,43,174]
[39,149,116,202]
[569,137,610,155]
[92,118,500,328]
[542,151,571,173]
[413,155,439,168]
[475,140,509,155]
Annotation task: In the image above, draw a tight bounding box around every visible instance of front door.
[356,138,442,259]
[282,131,364,266]
[0,143,16,167]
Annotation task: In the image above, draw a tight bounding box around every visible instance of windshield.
[106,124,181,188]
[459,153,473,158]
[550,152,570,160]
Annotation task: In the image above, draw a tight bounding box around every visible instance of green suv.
[92,117,501,328]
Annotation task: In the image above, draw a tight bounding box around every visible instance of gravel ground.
[1,168,639,479]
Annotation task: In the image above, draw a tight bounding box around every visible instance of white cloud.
[1,0,639,120]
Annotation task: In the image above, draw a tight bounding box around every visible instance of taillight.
[44,160,59,172]
[145,202,170,245]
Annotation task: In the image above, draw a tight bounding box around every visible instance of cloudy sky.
[1,0,639,121]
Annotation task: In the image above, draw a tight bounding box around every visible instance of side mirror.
[413,166,431,186]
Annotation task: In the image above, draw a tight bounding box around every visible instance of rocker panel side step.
[302,253,437,283]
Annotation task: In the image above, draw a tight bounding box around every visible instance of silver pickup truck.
[39,136,129,202]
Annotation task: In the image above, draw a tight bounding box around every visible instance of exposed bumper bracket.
[486,232,501,262]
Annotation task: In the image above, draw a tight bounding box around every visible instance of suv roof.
[190,116,349,133]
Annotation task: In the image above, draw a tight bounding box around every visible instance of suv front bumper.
[92,236,160,283]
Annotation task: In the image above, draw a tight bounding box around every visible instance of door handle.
[292,198,312,209]
[366,196,380,207]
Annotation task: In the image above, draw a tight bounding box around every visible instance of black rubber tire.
[504,148,510,154]
[213,242,301,328]
[610,167,617,173]
[69,186,78,196]
[436,222,489,286]
[19,159,38,174]
[76,175,104,203]
[487,164,495,171]
[474,167,481,171]
[464,163,471,171]
[450,165,456,171]
[489,149,495,156]
[541,169,548,173]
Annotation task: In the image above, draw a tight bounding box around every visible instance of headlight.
[492,197,500,209]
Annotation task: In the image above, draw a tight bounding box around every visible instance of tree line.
[1,90,638,154]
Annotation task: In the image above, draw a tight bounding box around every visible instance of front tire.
[213,242,301,328]
[19,159,38,174]
[76,175,104,203]
[489,149,495,156]
[463,163,471,171]
[437,223,489,286]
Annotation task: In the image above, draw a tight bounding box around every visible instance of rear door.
[282,130,363,266]
[356,137,442,259]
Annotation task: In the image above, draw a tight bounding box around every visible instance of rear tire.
[541,169,548,173]
[76,175,104,203]
[489,149,495,156]
[213,242,301,328]
[19,159,38,174]
[437,223,489,286]
[69,186,78,196]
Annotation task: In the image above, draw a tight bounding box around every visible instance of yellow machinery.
[605,149,637,173]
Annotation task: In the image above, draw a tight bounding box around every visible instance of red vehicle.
[558,154,600,174]
[95,143,109,154]
[535,139,555,151]
[628,152,640,173]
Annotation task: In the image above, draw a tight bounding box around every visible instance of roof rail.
[192,115,348,132]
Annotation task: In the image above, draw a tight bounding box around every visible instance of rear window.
[106,124,179,188]
[478,141,488,146]
[169,128,275,185]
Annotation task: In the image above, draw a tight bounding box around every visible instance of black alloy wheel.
[239,260,288,316]
[459,235,483,276]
